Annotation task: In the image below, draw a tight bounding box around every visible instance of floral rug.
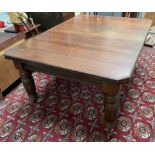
[0,46,155,142]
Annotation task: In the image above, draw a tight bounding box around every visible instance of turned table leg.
[101,82,121,129]
[18,63,38,103]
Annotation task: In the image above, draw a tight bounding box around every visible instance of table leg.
[18,64,38,103]
[101,82,120,129]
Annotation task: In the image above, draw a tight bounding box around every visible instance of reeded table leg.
[18,63,38,103]
[101,82,121,129]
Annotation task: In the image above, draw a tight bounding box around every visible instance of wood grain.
[4,15,151,128]
[0,32,24,51]
[5,15,151,82]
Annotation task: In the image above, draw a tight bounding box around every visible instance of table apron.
[12,59,127,86]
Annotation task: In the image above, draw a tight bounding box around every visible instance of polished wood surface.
[0,32,24,51]
[4,15,151,128]
[5,15,151,82]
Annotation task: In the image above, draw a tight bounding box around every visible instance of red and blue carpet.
[0,46,155,142]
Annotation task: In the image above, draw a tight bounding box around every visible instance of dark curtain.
[26,12,64,32]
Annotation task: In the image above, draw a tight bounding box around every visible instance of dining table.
[4,15,152,128]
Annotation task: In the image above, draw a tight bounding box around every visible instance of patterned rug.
[0,46,155,142]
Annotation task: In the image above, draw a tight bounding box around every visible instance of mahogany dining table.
[4,15,152,128]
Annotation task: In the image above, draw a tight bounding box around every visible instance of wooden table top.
[0,32,24,52]
[5,15,152,82]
